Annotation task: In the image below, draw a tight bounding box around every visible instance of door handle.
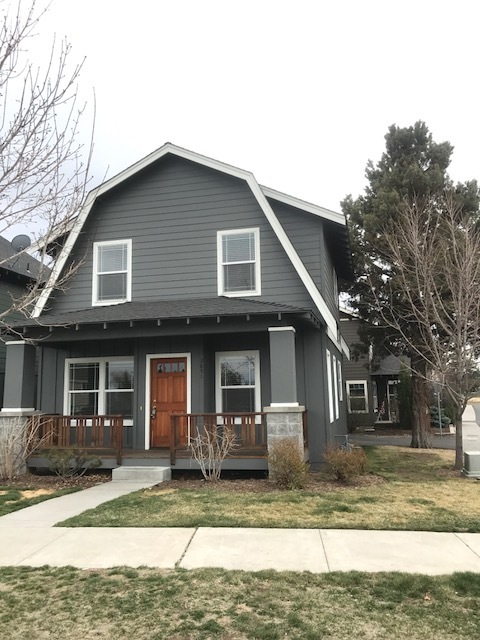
[151,406,157,419]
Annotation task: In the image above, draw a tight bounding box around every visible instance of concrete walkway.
[1,407,479,574]
[1,525,480,574]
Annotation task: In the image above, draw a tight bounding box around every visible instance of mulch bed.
[3,469,385,495]
[1,471,112,491]
[153,471,385,494]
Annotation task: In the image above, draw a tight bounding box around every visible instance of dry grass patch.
[61,446,480,531]
[0,567,479,639]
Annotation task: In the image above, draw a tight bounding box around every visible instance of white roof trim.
[261,185,345,226]
[340,335,351,360]
[32,143,340,338]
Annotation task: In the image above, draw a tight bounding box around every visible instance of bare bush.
[188,424,238,481]
[268,438,309,490]
[0,415,47,479]
[324,445,368,482]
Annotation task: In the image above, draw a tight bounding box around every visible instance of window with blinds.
[93,239,132,305]
[217,228,260,296]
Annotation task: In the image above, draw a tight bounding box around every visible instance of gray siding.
[267,199,323,291]
[0,279,33,405]
[340,317,376,428]
[340,318,371,380]
[47,156,317,314]
[322,234,339,318]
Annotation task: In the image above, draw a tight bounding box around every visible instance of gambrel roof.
[32,143,352,350]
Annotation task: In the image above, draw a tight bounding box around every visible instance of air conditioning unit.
[463,452,480,478]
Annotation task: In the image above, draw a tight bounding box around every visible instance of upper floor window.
[92,239,132,306]
[217,228,261,296]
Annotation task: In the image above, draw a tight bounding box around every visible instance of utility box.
[463,451,480,478]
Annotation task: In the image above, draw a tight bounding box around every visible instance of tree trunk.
[410,357,431,448]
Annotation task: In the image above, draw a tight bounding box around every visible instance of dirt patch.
[20,489,55,499]
[1,471,112,492]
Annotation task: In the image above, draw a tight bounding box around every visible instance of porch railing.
[30,415,124,465]
[170,412,267,465]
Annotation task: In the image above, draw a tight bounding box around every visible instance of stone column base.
[264,405,306,456]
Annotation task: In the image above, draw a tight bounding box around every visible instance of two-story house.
[0,236,47,406]
[2,144,353,471]
[340,308,403,430]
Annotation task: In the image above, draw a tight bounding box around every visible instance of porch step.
[112,465,172,483]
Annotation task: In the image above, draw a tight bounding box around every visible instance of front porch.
[26,410,308,471]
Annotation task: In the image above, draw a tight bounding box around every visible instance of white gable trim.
[32,143,340,340]
[260,185,345,226]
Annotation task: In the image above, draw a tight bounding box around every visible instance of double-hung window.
[65,358,134,424]
[93,239,132,305]
[216,351,260,413]
[217,228,261,296]
[346,380,368,413]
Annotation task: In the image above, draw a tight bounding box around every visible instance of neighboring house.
[0,236,46,406]
[340,308,403,429]
[2,144,353,470]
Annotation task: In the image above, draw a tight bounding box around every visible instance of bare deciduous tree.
[377,195,480,468]
[0,0,93,320]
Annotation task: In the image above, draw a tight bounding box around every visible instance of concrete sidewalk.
[0,525,479,574]
[0,480,160,528]
[0,405,479,574]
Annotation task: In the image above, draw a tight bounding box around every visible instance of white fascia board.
[32,142,340,337]
[340,335,351,360]
[260,185,346,226]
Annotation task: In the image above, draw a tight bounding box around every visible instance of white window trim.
[337,359,343,402]
[217,228,261,297]
[326,349,334,423]
[64,356,134,425]
[346,380,369,414]
[92,239,132,306]
[333,355,339,420]
[144,353,191,450]
[215,350,261,414]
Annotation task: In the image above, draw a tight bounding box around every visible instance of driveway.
[350,403,480,451]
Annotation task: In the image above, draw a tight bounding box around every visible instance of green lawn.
[0,485,80,517]
[0,566,479,639]
[60,447,480,531]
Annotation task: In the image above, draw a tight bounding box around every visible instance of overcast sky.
[25,0,480,216]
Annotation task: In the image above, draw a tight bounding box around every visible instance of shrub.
[45,448,101,479]
[188,424,238,481]
[324,445,368,482]
[268,438,309,490]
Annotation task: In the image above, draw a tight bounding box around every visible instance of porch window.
[92,239,132,305]
[216,351,260,413]
[346,380,368,413]
[65,358,134,423]
[217,228,261,296]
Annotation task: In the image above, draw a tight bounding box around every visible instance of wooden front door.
[150,357,187,447]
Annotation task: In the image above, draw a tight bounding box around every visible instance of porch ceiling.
[8,297,322,336]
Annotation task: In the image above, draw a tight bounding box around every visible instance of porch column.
[0,341,37,477]
[265,327,305,468]
[2,340,36,412]
[268,326,298,406]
